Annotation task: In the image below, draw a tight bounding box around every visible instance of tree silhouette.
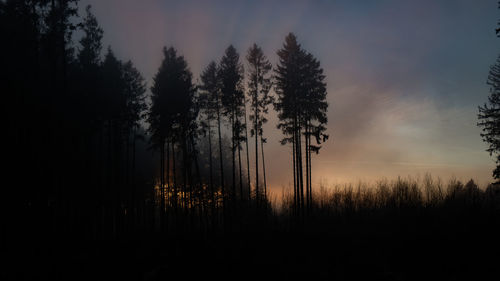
[121,60,147,218]
[73,6,105,202]
[219,45,245,202]
[148,47,196,219]
[102,47,125,215]
[246,43,273,202]
[479,55,500,180]
[76,4,104,131]
[78,5,103,71]
[301,51,328,210]
[199,61,223,208]
[243,90,252,201]
[275,33,305,212]
[148,47,179,219]
[274,33,328,213]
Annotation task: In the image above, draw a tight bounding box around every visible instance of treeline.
[147,34,329,229]
[3,0,329,240]
[3,1,151,241]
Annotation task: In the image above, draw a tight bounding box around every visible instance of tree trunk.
[131,127,137,230]
[243,102,251,201]
[182,138,189,212]
[305,124,309,211]
[166,141,170,226]
[254,108,259,203]
[207,123,214,212]
[231,112,236,202]
[185,137,194,227]
[160,140,165,230]
[298,127,304,213]
[190,136,204,231]
[292,127,297,214]
[172,143,178,212]
[126,128,130,188]
[216,102,225,208]
[238,139,243,201]
[308,123,312,211]
[260,136,267,202]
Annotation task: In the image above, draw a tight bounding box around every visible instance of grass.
[276,175,498,215]
[6,175,500,280]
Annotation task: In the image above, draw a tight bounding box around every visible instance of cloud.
[79,0,499,189]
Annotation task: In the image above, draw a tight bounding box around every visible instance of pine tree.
[219,45,245,202]
[246,43,273,202]
[200,61,222,208]
[78,5,103,72]
[275,33,304,212]
[76,4,104,131]
[121,60,146,218]
[301,52,328,210]
[275,33,328,213]
[148,47,196,218]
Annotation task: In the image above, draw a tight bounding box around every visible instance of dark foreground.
[6,202,500,281]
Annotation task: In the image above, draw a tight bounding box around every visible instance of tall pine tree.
[219,45,245,201]
[275,33,328,213]
[246,43,273,202]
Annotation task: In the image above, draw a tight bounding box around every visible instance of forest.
[3,1,500,280]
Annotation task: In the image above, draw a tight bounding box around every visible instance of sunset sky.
[80,0,500,190]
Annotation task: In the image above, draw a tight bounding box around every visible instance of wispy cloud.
[80,0,499,188]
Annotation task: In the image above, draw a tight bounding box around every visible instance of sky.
[79,0,500,190]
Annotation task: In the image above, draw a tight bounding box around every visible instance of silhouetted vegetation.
[275,33,328,214]
[3,1,500,280]
[246,43,273,204]
[479,55,500,180]
[478,2,500,181]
